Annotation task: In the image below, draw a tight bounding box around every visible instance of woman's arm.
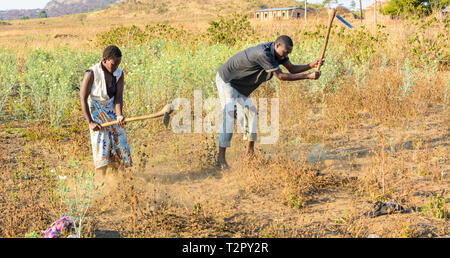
[114,73,125,126]
[80,70,102,131]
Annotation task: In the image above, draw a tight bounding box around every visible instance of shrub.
[421,193,449,220]
[95,24,188,48]
[206,13,255,46]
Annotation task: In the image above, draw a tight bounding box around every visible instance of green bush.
[421,193,449,220]
[406,16,449,67]
[95,24,188,48]
[380,0,449,17]
[13,48,98,125]
[2,41,240,126]
[0,50,18,118]
[206,13,255,46]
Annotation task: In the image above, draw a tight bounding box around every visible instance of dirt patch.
[0,103,448,238]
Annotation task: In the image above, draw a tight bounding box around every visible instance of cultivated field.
[0,0,449,238]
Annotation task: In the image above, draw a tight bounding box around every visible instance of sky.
[300,0,375,10]
[0,0,50,11]
[0,0,377,11]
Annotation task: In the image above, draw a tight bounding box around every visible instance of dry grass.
[0,1,449,238]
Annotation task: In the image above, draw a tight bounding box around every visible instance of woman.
[80,45,132,177]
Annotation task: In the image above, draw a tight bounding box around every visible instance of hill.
[44,0,126,17]
[0,9,42,20]
[0,0,125,20]
[103,0,301,20]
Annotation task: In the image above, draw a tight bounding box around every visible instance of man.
[216,35,324,169]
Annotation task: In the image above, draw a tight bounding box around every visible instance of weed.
[57,160,104,238]
[421,192,448,220]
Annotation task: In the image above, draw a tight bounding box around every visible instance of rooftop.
[254,7,299,12]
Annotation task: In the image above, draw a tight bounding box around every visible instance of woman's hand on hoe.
[89,121,103,131]
[117,115,126,127]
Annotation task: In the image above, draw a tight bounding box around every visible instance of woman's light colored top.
[88,61,123,101]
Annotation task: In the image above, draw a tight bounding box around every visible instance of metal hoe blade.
[163,112,170,128]
[336,14,353,28]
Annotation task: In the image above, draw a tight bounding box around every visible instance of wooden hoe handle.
[101,104,173,128]
[317,8,337,71]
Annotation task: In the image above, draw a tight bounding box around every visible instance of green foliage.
[336,24,389,65]
[206,13,255,46]
[16,48,98,125]
[2,41,239,126]
[38,10,48,19]
[381,0,449,17]
[0,50,18,119]
[1,15,446,127]
[95,25,146,47]
[421,193,449,219]
[94,24,187,48]
[288,190,304,209]
[120,41,237,117]
[405,16,449,67]
[19,16,30,20]
[292,24,389,95]
[58,159,104,238]
[25,231,39,238]
[402,58,418,95]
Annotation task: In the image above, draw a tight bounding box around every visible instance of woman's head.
[102,45,122,73]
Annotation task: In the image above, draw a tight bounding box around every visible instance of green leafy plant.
[206,13,255,46]
[336,25,389,65]
[58,160,104,238]
[406,16,449,67]
[0,50,17,119]
[95,24,187,48]
[381,0,449,17]
[24,231,39,238]
[421,193,448,219]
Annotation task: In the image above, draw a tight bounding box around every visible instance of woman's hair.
[103,45,122,60]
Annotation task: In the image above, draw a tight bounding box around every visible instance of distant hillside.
[44,0,126,17]
[0,9,42,20]
[0,0,125,20]
[102,0,301,21]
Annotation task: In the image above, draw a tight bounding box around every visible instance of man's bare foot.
[217,158,230,170]
[217,147,230,170]
[246,141,255,157]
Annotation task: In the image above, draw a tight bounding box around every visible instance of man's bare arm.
[272,69,321,81]
[282,60,312,74]
[282,59,325,74]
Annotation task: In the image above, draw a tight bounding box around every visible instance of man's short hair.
[275,35,293,47]
[103,45,122,60]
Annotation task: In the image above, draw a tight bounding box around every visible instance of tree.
[322,0,332,6]
[38,10,48,18]
[351,0,356,10]
[381,0,450,17]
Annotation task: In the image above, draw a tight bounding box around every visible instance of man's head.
[274,35,293,61]
[102,45,122,73]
